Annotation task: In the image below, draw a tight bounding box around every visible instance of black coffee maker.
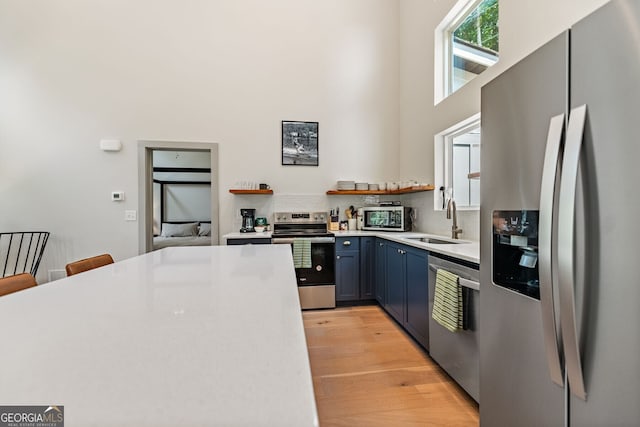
[240,208,256,233]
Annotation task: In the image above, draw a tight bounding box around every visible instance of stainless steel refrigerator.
[480,1,640,425]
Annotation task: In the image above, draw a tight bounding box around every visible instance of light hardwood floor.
[303,305,479,427]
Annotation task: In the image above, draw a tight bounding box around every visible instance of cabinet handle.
[343,241,351,246]
[379,242,384,247]
[336,255,341,260]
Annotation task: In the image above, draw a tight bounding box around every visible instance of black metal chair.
[0,232,50,278]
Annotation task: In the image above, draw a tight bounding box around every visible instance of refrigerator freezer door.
[569,0,640,424]
[480,32,568,427]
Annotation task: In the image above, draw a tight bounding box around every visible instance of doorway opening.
[138,141,219,254]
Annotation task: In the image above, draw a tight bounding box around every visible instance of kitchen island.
[0,245,318,427]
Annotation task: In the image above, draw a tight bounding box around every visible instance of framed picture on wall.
[282,121,319,166]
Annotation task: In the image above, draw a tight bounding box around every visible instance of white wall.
[0,0,400,281]
[398,0,609,240]
[0,0,612,281]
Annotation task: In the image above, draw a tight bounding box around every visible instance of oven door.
[271,236,336,309]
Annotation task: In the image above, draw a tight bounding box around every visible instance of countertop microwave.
[362,206,413,232]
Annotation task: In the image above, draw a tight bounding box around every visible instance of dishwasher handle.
[428,265,479,291]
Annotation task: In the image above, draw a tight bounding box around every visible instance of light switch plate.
[125,210,137,221]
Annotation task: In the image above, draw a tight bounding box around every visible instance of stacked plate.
[355,182,369,191]
[337,180,356,191]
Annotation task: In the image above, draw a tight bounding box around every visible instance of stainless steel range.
[271,212,335,309]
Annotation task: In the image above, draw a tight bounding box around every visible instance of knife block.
[329,216,339,231]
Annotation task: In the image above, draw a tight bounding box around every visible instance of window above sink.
[434,113,481,211]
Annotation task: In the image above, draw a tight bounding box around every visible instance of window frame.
[434,0,498,104]
[434,113,481,211]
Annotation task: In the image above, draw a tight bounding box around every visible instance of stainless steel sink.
[408,237,467,244]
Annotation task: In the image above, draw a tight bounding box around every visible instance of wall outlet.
[125,210,137,221]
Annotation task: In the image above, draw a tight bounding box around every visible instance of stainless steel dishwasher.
[428,253,480,403]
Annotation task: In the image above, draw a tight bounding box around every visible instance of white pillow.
[198,223,212,236]
[161,222,198,237]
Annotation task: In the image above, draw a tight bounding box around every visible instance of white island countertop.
[0,246,318,427]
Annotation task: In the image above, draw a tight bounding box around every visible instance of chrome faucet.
[446,198,463,239]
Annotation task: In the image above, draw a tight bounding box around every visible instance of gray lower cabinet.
[383,240,429,349]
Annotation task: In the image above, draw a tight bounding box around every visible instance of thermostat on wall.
[111,191,125,201]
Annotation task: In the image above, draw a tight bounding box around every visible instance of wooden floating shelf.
[326,185,435,195]
[229,189,274,195]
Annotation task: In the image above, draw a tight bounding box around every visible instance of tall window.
[436,0,499,102]
[434,114,481,211]
[451,129,480,207]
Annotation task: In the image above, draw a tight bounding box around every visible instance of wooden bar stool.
[65,254,114,276]
[0,273,37,297]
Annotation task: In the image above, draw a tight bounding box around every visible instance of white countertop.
[0,246,318,427]
[223,230,479,264]
[331,230,479,264]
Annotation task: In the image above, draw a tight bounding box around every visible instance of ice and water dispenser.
[492,210,540,299]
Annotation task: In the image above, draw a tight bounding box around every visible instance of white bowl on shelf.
[254,226,266,233]
[337,180,356,190]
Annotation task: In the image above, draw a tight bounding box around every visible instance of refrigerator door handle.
[558,104,588,400]
[539,113,565,387]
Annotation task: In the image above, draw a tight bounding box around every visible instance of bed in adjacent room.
[153,222,212,250]
[152,165,213,250]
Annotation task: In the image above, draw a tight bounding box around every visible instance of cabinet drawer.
[336,237,360,252]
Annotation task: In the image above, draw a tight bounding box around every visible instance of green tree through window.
[453,0,499,53]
